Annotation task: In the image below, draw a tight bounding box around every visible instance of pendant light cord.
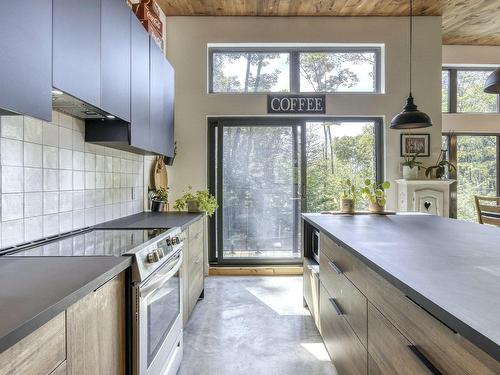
[409,0,413,96]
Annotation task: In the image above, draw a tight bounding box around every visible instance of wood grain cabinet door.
[319,283,367,375]
[368,302,435,375]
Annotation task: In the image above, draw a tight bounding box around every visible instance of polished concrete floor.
[178,276,336,375]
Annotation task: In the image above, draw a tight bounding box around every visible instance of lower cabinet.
[303,259,320,329]
[319,283,367,375]
[0,273,125,375]
[182,216,206,324]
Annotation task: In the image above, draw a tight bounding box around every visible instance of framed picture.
[400,133,430,157]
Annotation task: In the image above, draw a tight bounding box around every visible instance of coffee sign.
[267,94,326,114]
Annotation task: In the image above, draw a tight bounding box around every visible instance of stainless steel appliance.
[1,226,185,375]
[311,228,320,263]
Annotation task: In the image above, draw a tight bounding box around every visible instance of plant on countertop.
[425,149,456,179]
[152,187,169,202]
[340,179,357,213]
[402,152,424,180]
[360,179,390,213]
[174,186,218,217]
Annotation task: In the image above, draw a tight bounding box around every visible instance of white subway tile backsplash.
[25,192,43,217]
[2,194,24,221]
[43,145,59,169]
[1,138,24,166]
[0,111,144,247]
[24,216,43,242]
[24,168,43,192]
[2,166,24,193]
[1,116,24,140]
[24,142,42,168]
[59,149,73,170]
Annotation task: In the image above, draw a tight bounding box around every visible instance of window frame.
[442,66,500,114]
[208,46,383,94]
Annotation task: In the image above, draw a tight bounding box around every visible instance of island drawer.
[319,283,367,375]
[0,312,66,375]
[320,232,500,374]
[368,302,436,375]
[320,250,367,347]
[303,259,320,330]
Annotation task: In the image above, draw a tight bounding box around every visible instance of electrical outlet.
[131,187,137,201]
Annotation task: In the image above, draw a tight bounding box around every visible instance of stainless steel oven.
[311,229,320,263]
[132,228,185,375]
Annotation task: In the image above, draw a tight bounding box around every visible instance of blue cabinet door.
[164,59,175,158]
[53,0,101,107]
[101,0,131,121]
[149,40,166,155]
[0,0,52,121]
[130,14,150,151]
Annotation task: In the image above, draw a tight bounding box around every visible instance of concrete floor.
[178,276,336,375]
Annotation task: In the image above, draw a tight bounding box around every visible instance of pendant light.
[390,0,432,129]
[484,67,500,94]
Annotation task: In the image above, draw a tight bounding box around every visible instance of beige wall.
[165,16,443,209]
[442,45,500,134]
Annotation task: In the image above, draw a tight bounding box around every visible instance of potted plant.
[361,179,391,213]
[425,150,456,179]
[151,187,169,212]
[174,186,218,217]
[402,152,423,180]
[340,179,357,214]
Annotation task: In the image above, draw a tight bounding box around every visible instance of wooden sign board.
[267,94,326,114]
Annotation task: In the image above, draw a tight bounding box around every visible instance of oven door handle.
[140,251,183,299]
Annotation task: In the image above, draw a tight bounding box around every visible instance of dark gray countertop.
[95,211,203,230]
[0,256,131,353]
[303,213,500,362]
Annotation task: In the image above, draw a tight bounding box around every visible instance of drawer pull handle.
[408,345,442,375]
[329,298,343,316]
[328,260,343,274]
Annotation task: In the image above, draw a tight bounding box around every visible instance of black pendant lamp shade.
[391,94,432,129]
[484,67,500,94]
[390,0,432,130]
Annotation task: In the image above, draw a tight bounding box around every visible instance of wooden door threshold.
[209,266,303,276]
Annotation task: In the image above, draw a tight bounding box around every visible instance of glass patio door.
[215,119,302,264]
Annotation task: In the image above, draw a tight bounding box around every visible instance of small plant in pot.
[425,150,456,179]
[361,179,391,213]
[151,187,169,212]
[340,179,357,214]
[402,152,423,180]
[174,186,218,217]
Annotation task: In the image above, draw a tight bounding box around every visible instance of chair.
[474,196,500,226]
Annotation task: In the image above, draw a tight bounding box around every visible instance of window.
[442,67,500,113]
[209,45,382,93]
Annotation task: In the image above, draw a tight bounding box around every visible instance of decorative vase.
[403,165,418,180]
[187,200,201,213]
[340,198,355,214]
[368,201,385,214]
[151,200,165,212]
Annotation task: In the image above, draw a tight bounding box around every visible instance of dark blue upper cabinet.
[53,0,101,107]
[101,0,131,121]
[149,40,166,155]
[0,0,52,121]
[130,14,150,150]
[164,59,175,158]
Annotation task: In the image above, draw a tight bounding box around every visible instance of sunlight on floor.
[300,342,332,362]
[245,276,310,316]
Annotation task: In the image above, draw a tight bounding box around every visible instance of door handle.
[329,298,343,316]
[408,345,442,375]
[328,260,343,274]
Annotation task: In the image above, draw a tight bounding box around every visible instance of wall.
[442,45,500,134]
[0,111,144,248]
[164,16,443,209]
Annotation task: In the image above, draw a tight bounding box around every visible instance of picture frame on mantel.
[400,133,430,157]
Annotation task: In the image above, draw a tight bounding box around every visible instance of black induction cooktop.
[1,228,167,257]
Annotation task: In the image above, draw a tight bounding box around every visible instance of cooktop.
[1,228,167,257]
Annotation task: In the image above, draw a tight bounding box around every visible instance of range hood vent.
[51,90,115,120]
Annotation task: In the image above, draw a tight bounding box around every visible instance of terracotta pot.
[187,200,201,213]
[402,165,418,180]
[368,201,385,214]
[340,198,355,214]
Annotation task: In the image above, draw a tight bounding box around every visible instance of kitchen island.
[303,213,500,374]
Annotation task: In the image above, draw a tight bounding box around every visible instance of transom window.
[209,45,382,94]
[442,67,500,113]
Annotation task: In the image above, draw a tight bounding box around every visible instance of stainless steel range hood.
[51,90,115,120]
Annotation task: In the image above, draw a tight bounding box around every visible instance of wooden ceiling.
[156,0,500,46]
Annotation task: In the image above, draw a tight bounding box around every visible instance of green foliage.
[425,150,456,179]
[402,152,423,169]
[360,179,390,206]
[456,71,497,113]
[151,187,169,202]
[174,186,218,217]
[341,179,357,201]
